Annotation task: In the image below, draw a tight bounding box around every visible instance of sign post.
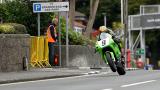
[37,13,40,36]
[66,12,69,67]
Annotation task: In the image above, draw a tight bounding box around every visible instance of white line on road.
[121,80,156,88]
[102,88,112,90]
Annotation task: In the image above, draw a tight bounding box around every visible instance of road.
[0,70,159,90]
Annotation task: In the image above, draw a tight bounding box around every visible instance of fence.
[30,36,51,68]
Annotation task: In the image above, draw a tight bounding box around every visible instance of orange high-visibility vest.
[47,25,57,43]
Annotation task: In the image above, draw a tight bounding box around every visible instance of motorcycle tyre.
[105,52,117,72]
[116,61,126,75]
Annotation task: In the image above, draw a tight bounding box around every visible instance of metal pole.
[121,0,124,24]
[159,5,160,13]
[38,13,40,36]
[104,14,107,26]
[140,7,146,65]
[66,12,69,67]
[58,12,62,67]
[102,13,106,26]
[140,29,146,63]
[104,15,107,26]
[128,16,131,50]
[143,30,146,65]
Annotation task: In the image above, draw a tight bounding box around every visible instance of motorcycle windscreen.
[100,33,112,40]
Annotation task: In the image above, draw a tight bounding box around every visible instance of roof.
[75,11,87,21]
[75,11,86,17]
[74,21,86,28]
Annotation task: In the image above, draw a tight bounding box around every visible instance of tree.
[69,0,75,30]
[84,0,99,38]
[76,0,121,30]
[94,0,121,28]
[128,0,145,14]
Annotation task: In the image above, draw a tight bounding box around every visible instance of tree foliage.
[76,0,121,29]
[60,17,95,45]
[0,0,54,35]
[128,0,160,14]
[95,0,121,28]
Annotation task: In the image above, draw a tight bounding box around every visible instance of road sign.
[129,14,160,30]
[33,2,69,13]
[136,49,144,55]
[141,14,160,28]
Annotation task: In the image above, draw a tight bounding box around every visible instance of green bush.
[0,23,27,34]
[56,16,95,46]
[61,29,95,45]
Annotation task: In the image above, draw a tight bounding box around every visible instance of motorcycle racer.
[98,26,121,49]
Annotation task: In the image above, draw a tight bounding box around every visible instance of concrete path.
[0,67,110,84]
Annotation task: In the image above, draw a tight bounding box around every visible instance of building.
[74,21,86,34]
[61,11,87,34]
[74,11,87,34]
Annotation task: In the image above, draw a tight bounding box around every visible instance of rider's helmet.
[99,26,108,32]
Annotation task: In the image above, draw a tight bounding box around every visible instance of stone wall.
[55,45,107,68]
[0,34,30,72]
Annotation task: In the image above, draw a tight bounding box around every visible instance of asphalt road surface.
[0,70,159,90]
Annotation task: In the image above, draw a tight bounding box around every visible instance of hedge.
[0,23,27,34]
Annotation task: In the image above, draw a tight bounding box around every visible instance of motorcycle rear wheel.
[116,61,126,75]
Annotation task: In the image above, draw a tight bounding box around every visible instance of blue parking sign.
[33,4,41,12]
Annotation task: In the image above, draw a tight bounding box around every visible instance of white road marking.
[102,88,112,90]
[0,71,110,87]
[121,80,156,87]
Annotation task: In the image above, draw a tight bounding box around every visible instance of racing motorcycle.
[95,32,126,75]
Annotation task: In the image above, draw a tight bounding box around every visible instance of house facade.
[74,12,87,34]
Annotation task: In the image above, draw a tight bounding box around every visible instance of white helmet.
[99,26,107,32]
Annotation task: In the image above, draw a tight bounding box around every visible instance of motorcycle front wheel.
[105,52,117,72]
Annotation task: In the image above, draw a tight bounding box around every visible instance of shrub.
[61,29,95,46]
[0,23,27,34]
[56,16,95,46]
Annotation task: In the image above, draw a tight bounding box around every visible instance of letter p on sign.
[34,4,41,12]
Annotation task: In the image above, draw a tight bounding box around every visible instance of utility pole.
[123,0,128,68]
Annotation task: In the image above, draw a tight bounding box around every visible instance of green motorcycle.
[95,32,126,75]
